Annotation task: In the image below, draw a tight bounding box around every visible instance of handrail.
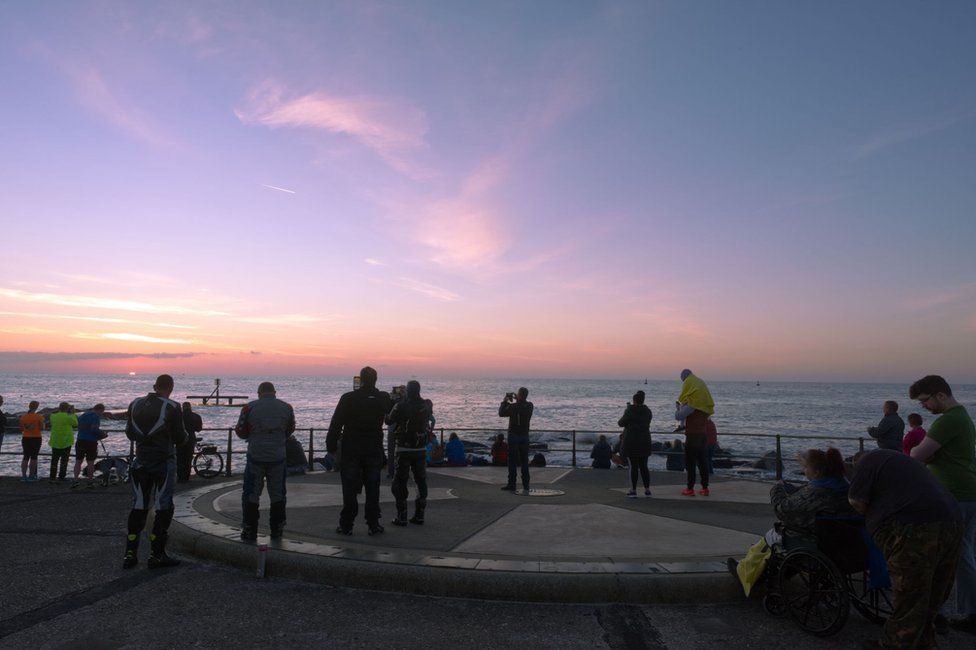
[0,424,870,480]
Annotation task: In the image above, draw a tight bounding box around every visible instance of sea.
[1,374,973,478]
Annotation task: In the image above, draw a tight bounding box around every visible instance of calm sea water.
[1,373,973,477]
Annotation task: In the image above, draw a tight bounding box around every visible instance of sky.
[0,1,974,382]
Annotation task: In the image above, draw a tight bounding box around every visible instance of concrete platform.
[170,467,776,603]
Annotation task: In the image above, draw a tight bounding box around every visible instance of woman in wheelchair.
[729,447,854,579]
[771,447,854,548]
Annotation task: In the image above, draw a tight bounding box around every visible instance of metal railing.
[1,425,872,480]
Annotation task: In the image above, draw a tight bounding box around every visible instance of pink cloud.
[235,81,429,177]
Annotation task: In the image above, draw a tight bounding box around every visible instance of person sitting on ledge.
[590,434,612,469]
[490,433,508,466]
[445,432,467,466]
[427,437,445,466]
[665,439,685,472]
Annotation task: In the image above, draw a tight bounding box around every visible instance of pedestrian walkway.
[171,467,775,602]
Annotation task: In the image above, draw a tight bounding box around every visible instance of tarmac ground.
[2,472,974,649]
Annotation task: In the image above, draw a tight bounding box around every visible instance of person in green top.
[48,402,78,483]
[909,375,976,632]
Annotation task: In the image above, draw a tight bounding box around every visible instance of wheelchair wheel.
[846,571,894,624]
[763,592,787,617]
[193,451,223,478]
[778,550,849,636]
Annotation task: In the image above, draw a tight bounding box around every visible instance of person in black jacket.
[499,387,533,493]
[122,374,187,569]
[619,390,653,497]
[387,380,431,526]
[177,402,203,483]
[326,367,392,535]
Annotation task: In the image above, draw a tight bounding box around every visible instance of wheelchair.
[762,517,894,637]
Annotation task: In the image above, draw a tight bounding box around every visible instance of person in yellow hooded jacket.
[675,369,714,496]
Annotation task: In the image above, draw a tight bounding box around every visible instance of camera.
[505,392,516,402]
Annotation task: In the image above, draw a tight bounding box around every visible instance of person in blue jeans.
[236,382,296,541]
[499,387,533,493]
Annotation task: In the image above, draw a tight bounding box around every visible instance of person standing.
[499,387,533,493]
[387,380,431,526]
[236,382,296,541]
[849,449,963,648]
[72,404,105,488]
[178,402,203,483]
[675,369,714,496]
[902,413,926,455]
[867,400,905,451]
[122,374,187,569]
[326,366,391,536]
[48,402,77,483]
[908,375,976,633]
[619,390,653,497]
[386,385,406,479]
[20,401,44,481]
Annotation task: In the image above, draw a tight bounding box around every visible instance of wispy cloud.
[89,332,196,345]
[633,306,711,339]
[855,112,973,158]
[0,351,198,363]
[62,63,174,149]
[236,81,429,177]
[54,272,181,288]
[364,258,386,266]
[235,314,333,326]
[901,283,976,312]
[392,278,460,302]
[0,310,195,329]
[0,288,228,317]
[261,183,296,194]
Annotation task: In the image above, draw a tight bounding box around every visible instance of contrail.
[261,184,296,194]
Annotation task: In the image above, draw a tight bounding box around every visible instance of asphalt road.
[1,478,972,649]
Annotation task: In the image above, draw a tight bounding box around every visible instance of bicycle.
[95,441,130,486]
[193,442,224,478]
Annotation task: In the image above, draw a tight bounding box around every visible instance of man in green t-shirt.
[909,375,976,632]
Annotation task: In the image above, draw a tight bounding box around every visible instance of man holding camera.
[499,387,533,493]
[326,367,392,536]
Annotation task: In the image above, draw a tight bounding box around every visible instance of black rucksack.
[396,399,430,449]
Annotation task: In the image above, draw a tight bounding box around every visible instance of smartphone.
[353,376,361,391]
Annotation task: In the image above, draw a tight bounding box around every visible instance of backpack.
[397,399,430,449]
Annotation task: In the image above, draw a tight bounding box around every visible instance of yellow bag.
[735,538,771,597]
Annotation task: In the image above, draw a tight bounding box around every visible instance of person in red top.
[490,433,508,466]
[902,413,926,455]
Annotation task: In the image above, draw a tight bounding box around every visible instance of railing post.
[308,428,315,471]
[775,434,782,480]
[572,430,577,467]
[858,437,864,453]
[226,428,233,477]
[439,427,444,446]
